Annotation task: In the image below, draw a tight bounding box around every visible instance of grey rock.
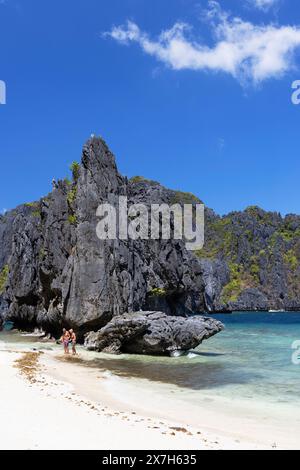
[228,288,269,311]
[84,311,224,355]
[199,259,230,311]
[0,135,299,340]
[0,137,207,337]
[197,207,300,311]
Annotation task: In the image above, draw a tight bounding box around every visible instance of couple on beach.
[61,328,77,355]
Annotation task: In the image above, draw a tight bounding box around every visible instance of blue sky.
[0,0,300,215]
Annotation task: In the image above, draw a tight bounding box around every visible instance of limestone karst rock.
[84,311,224,355]
[0,136,299,343]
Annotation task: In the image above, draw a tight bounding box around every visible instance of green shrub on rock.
[67,187,77,205]
[68,214,77,225]
[149,287,166,297]
[0,265,9,294]
[70,162,80,182]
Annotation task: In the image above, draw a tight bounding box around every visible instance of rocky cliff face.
[0,136,299,340]
[198,207,300,311]
[0,137,207,338]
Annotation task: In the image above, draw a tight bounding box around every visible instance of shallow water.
[2,312,300,407]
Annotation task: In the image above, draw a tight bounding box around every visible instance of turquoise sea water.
[200,312,300,404]
[93,311,300,406]
[1,312,300,406]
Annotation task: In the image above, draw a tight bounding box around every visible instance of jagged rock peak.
[81,136,118,172]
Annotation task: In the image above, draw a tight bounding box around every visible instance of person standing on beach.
[69,329,77,356]
[61,328,70,354]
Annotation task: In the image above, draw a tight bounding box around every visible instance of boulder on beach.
[84,311,224,355]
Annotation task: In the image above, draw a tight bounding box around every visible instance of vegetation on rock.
[67,214,77,225]
[170,190,201,205]
[197,207,300,309]
[130,175,159,185]
[149,287,167,297]
[67,186,77,205]
[70,161,80,182]
[0,265,9,294]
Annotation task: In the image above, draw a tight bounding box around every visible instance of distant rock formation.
[0,135,299,345]
[199,206,300,311]
[84,311,224,355]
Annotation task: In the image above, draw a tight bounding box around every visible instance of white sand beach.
[0,348,221,450]
[0,341,299,450]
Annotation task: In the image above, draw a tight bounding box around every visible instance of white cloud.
[251,0,279,11]
[105,1,300,85]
